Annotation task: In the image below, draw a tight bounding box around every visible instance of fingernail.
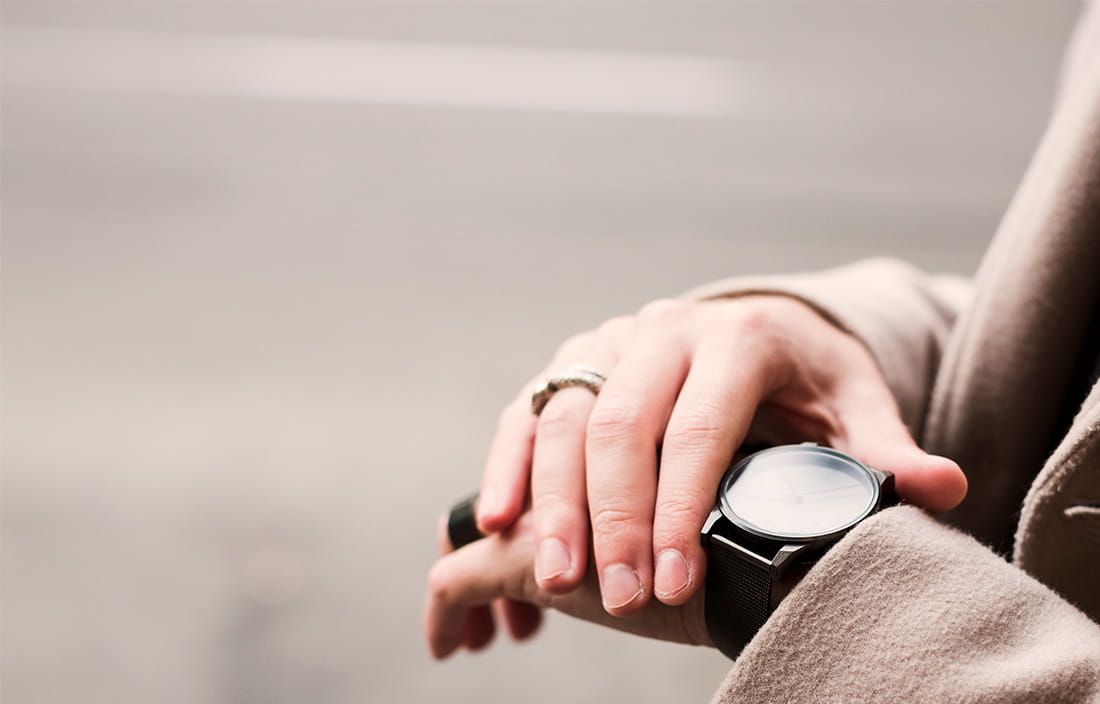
[476,488,498,524]
[601,563,643,610]
[536,538,571,582]
[654,549,691,601]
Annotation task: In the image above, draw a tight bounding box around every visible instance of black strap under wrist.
[447,494,484,550]
[704,533,773,660]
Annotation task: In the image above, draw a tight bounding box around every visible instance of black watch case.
[702,444,895,588]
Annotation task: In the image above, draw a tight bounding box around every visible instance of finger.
[652,334,775,605]
[438,513,503,652]
[428,514,470,659]
[460,605,496,651]
[477,396,537,533]
[497,598,543,641]
[531,388,596,592]
[833,377,967,512]
[530,320,627,594]
[425,544,499,659]
[425,531,537,659]
[585,302,693,616]
[477,333,595,533]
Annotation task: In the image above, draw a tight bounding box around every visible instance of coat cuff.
[709,506,1100,703]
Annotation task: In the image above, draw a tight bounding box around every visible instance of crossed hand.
[425,295,967,658]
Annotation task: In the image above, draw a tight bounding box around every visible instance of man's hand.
[425,511,710,659]
[468,295,966,620]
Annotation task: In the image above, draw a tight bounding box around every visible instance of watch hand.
[777,467,798,496]
[735,491,790,501]
[796,485,862,497]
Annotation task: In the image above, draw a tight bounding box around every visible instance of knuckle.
[711,303,791,378]
[597,315,633,340]
[499,399,531,428]
[653,497,711,558]
[728,302,779,336]
[638,298,688,323]
[590,503,639,538]
[586,400,644,445]
[530,488,574,519]
[558,331,595,359]
[655,494,708,535]
[426,562,453,604]
[664,406,726,453]
[537,398,587,434]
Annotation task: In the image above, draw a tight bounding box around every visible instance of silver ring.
[531,366,607,416]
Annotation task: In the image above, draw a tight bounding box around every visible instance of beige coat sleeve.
[684,257,970,437]
[710,506,1100,704]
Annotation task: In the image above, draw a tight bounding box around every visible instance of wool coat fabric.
[689,3,1100,701]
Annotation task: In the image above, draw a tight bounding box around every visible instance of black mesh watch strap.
[704,533,774,660]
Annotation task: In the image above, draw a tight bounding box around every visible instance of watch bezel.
[717,445,881,543]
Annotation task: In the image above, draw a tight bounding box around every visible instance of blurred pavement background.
[1,1,1084,702]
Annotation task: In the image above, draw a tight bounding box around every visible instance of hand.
[424,510,710,659]
[474,295,967,616]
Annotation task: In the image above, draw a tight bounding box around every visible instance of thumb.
[858,440,967,513]
[836,389,967,513]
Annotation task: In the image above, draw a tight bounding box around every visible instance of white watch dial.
[721,447,878,539]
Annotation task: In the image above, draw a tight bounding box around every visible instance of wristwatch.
[701,443,896,660]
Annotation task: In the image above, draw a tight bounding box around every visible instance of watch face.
[719,446,879,540]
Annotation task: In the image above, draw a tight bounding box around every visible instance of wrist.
[700,445,896,659]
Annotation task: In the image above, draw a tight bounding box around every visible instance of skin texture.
[425,295,968,657]
[425,512,710,659]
